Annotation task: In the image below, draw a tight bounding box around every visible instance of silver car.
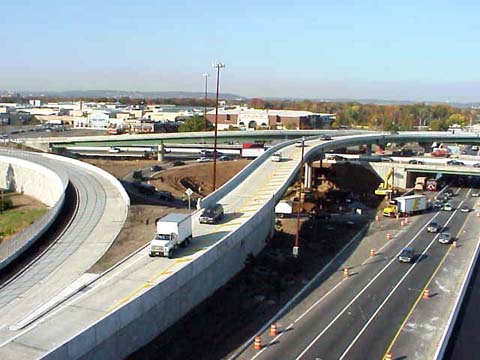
[438,232,452,244]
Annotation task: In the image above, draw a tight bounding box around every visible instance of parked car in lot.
[427,221,441,233]
[460,205,470,213]
[157,191,174,201]
[408,159,424,165]
[438,232,452,244]
[443,203,453,211]
[446,160,465,166]
[398,247,415,263]
[199,203,224,224]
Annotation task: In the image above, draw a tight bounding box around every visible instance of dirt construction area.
[82,156,390,360]
[86,159,251,273]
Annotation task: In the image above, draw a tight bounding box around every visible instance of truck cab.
[149,233,176,258]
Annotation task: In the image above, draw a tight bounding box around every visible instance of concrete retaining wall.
[0,155,68,270]
[45,197,275,360]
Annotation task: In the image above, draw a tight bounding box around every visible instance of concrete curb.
[227,224,369,360]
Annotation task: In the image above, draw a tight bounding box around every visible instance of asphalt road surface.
[239,186,475,360]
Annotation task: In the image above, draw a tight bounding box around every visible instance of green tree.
[178,115,211,132]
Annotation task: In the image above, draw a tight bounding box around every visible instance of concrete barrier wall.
[45,196,275,360]
[41,153,130,206]
[0,155,68,270]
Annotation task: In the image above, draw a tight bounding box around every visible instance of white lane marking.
[337,194,469,359]
[294,197,462,360]
[250,279,347,360]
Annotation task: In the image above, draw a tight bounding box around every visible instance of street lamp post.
[212,62,225,192]
[293,136,305,258]
[203,73,210,131]
[185,187,194,236]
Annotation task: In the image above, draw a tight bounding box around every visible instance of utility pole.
[293,136,305,258]
[212,62,225,192]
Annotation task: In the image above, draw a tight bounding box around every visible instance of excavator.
[375,167,394,196]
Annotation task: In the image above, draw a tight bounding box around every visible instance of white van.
[271,152,282,162]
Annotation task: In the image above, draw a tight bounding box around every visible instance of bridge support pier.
[304,163,313,189]
[157,143,165,162]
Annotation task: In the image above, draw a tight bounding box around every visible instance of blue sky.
[2,0,480,101]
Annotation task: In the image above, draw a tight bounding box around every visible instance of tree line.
[1,96,477,131]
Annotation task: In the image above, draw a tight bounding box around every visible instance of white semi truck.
[383,194,427,217]
[149,213,192,258]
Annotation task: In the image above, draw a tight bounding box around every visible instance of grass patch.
[0,208,48,239]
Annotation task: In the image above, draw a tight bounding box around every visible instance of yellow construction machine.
[375,167,394,196]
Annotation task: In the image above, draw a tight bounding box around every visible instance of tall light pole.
[203,73,210,131]
[293,136,305,258]
[212,62,225,192]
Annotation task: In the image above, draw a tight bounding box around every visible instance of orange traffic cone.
[254,336,262,350]
[370,248,376,257]
[453,240,457,248]
[270,323,278,336]
[423,289,430,299]
[387,233,392,240]
[400,220,405,227]
[375,215,379,222]
[384,352,393,360]
[343,268,349,277]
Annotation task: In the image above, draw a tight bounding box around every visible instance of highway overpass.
[2,130,480,359]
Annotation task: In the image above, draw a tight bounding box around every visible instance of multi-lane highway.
[236,186,478,360]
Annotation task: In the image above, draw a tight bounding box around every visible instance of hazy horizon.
[2,1,480,102]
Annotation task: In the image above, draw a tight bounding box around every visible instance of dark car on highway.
[199,203,224,224]
[171,160,186,167]
[446,160,464,166]
[398,247,415,263]
[408,159,424,165]
[150,165,163,171]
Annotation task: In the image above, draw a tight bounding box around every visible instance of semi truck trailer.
[383,194,427,217]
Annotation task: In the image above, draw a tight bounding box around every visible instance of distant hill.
[2,90,247,101]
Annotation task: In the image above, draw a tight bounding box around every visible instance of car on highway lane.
[433,200,443,209]
[320,134,332,141]
[446,160,465,166]
[197,157,212,163]
[472,191,479,197]
[473,163,480,168]
[108,147,121,153]
[427,221,441,233]
[408,159,424,165]
[171,160,186,167]
[443,203,453,211]
[460,205,470,213]
[398,247,415,263]
[219,155,234,161]
[445,189,454,198]
[199,203,224,224]
[438,232,452,244]
[150,165,163,172]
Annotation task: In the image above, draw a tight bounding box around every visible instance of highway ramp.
[0,149,128,358]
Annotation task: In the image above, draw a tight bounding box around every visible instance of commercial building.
[205,106,335,130]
